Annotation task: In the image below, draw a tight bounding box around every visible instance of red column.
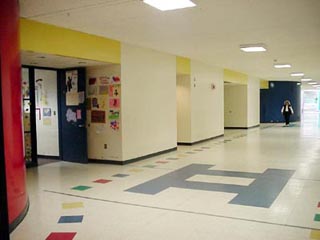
[0,0,28,227]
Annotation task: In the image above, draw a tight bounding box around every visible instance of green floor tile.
[71,185,92,191]
[314,214,320,222]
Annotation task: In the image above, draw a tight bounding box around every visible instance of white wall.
[247,77,260,127]
[34,69,59,156]
[224,84,248,128]
[121,43,177,160]
[190,60,224,142]
[176,74,191,143]
[86,65,122,161]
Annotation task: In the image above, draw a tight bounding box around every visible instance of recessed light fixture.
[239,43,267,52]
[273,63,291,69]
[301,78,312,82]
[308,82,317,85]
[290,72,304,77]
[143,0,196,11]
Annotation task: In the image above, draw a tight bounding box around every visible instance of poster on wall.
[108,85,120,97]
[99,76,110,85]
[99,96,107,109]
[109,98,120,108]
[66,70,78,93]
[110,120,120,130]
[91,110,106,123]
[99,86,108,95]
[43,108,51,117]
[76,109,82,120]
[66,108,77,123]
[35,78,48,106]
[92,97,99,109]
[108,110,120,120]
[89,77,97,85]
[111,76,121,84]
[43,118,52,126]
[88,85,97,96]
[66,92,79,106]
[22,80,29,99]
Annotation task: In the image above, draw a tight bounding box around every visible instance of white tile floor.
[11,114,320,240]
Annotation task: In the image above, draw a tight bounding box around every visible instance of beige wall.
[176,74,191,143]
[224,77,260,128]
[86,65,122,161]
[247,77,260,127]
[121,43,177,160]
[224,84,248,128]
[190,60,224,142]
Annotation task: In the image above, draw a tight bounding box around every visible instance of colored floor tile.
[46,232,77,240]
[314,214,320,222]
[62,202,84,209]
[143,165,156,168]
[310,230,320,239]
[71,185,92,191]
[156,161,169,164]
[93,179,112,184]
[318,202,320,208]
[58,215,84,224]
[112,174,130,177]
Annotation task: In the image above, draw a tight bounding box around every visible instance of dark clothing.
[281,104,294,125]
[284,112,291,125]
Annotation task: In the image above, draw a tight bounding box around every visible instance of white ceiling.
[20,0,320,82]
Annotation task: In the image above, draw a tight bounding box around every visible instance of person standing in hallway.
[281,100,294,126]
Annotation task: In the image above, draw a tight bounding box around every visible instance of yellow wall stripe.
[20,18,121,64]
[176,56,191,75]
[260,79,269,89]
[223,69,248,84]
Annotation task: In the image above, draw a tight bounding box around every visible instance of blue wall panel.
[260,81,301,123]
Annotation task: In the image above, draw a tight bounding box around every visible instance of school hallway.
[10,115,320,240]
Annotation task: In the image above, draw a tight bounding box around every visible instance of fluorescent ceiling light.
[290,72,304,77]
[273,64,291,69]
[308,82,317,85]
[143,0,196,11]
[301,78,312,82]
[240,44,267,52]
[312,85,320,87]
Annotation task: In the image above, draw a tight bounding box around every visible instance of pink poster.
[109,98,120,109]
[76,109,82,119]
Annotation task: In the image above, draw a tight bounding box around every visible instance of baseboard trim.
[37,155,60,160]
[9,198,29,233]
[89,147,177,165]
[178,134,224,146]
[224,124,260,130]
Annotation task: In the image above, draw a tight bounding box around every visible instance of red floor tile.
[46,232,77,240]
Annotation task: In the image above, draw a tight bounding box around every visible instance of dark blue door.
[59,68,87,163]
